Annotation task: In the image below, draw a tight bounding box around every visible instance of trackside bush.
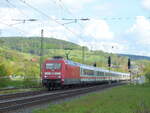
[145,71,150,83]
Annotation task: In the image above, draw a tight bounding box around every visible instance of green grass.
[0,79,43,94]
[0,79,41,89]
[34,84,150,113]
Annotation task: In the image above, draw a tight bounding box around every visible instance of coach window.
[101,72,104,76]
[83,69,87,76]
[98,72,101,76]
[106,73,109,76]
[90,70,94,76]
[99,72,101,76]
[96,71,99,76]
[83,69,94,76]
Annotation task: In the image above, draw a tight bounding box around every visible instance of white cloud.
[142,0,150,10]
[0,8,24,28]
[94,3,113,12]
[28,25,71,41]
[84,19,114,40]
[21,0,50,6]
[24,0,93,7]
[23,0,93,13]
[79,40,126,53]
[127,16,150,44]
[59,0,94,13]
[62,0,93,7]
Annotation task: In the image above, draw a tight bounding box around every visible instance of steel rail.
[0,86,42,92]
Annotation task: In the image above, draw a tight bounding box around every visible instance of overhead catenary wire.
[3,0,33,27]
[0,20,28,35]
[50,1,150,25]
[18,0,87,43]
[5,0,44,28]
[53,0,85,28]
[5,0,29,19]
[0,0,46,37]
[4,0,148,33]
[3,0,150,24]
[50,0,64,17]
[91,16,150,21]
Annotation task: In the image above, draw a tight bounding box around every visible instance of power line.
[50,0,74,19]
[5,0,44,28]
[57,0,73,16]
[94,16,150,21]
[5,0,28,19]
[49,0,86,32]
[53,0,85,28]
[0,20,28,35]
[4,0,150,22]
[18,0,87,42]
[4,0,33,26]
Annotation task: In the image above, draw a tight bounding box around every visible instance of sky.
[0,0,150,56]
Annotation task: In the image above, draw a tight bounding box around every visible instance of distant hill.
[0,37,85,55]
[1,36,150,75]
[1,37,150,61]
[118,54,150,61]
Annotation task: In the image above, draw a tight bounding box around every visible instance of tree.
[143,63,150,83]
[0,62,15,77]
[0,64,7,76]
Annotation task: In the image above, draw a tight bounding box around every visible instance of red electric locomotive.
[42,56,80,90]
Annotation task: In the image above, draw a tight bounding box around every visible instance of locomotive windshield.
[46,63,61,70]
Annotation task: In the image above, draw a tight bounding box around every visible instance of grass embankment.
[0,79,43,94]
[34,84,150,113]
[0,87,43,95]
[0,79,41,88]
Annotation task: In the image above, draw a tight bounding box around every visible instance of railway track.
[0,83,124,113]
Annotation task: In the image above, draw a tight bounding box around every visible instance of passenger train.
[41,56,130,90]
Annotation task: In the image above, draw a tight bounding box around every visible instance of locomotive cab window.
[46,63,61,70]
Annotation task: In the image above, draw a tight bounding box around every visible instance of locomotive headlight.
[58,75,61,78]
[44,75,47,78]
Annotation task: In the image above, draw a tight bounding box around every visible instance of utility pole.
[82,46,85,64]
[40,29,44,77]
[128,58,131,84]
[108,56,111,84]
